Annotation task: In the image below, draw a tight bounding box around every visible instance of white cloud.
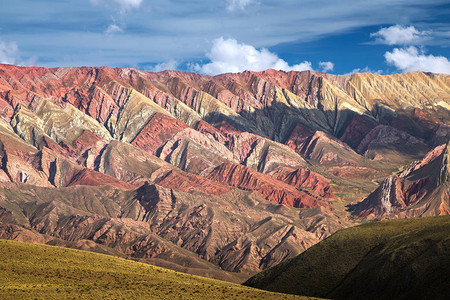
[345,66,383,75]
[0,39,36,66]
[384,46,450,74]
[195,37,313,75]
[116,0,143,8]
[106,24,123,35]
[150,60,179,72]
[8,0,450,68]
[0,40,19,64]
[91,0,143,9]
[227,0,253,11]
[370,25,428,45]
[319,61,334,73]
[371,25,449,74]
[91,0,143,35]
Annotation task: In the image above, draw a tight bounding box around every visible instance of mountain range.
[0,64,449,281]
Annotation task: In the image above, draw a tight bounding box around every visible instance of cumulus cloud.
[0,40,19,64]
[149,60,179,72]
[345,66,383,75]
[384,46,450,74]
[106,24,123,35]
[369,25,449,74]
[116,0,143,9]
[319,61,334,73]
[91,0,143,10]
[226,0,253,11]
[91,0,143,34]
[370,25,428,45]
[0,39,36,66]
[195,37,313,75]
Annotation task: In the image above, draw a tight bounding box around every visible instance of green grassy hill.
[0,240,315,299]
[244,215,450,300]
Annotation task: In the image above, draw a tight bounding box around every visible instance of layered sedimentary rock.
[0,182,347,281]
[206,162,330,208]
[131,112,188,154]
[268,167,337,200]
[356,125,430,162]
[351,143,450,219]
[66,168,136,189]
[296,131,364,166]
[2,65,448,150]
[0,64,449,282]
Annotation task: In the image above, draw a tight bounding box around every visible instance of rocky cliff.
[0,181,347,281]
[351,142,450,219]
[0,64,448,281]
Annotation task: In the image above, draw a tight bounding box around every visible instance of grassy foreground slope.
[0,240,313,300]
[244,215,450,300]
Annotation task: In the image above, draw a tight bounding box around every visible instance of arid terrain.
[0,64,448,282]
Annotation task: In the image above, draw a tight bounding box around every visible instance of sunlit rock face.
[351,143,450,219]
[0,64,448,281]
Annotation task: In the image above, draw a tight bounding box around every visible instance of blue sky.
[1,0,449,75]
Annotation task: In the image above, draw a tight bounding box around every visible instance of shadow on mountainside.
[200,101,449,207]
[202,100,449,166]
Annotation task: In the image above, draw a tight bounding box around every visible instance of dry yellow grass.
[0,239,317,299]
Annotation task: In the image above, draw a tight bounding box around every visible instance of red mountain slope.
[0,64,448,282]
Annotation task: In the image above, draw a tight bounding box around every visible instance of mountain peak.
[0,64,448,282]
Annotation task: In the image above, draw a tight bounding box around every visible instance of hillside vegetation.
[0,239,313,299]
[244,215,450,300]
